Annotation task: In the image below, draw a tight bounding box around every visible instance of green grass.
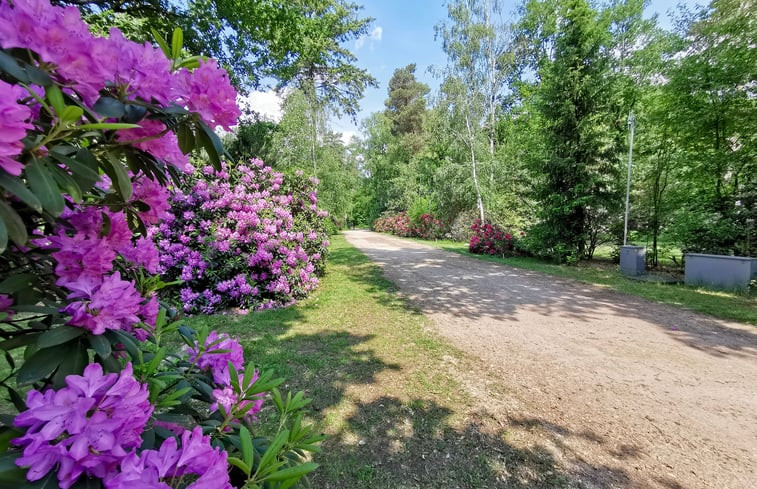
[185,234,574,488]
[406,237,757,325]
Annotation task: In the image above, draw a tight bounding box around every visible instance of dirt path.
[342,230,757,489]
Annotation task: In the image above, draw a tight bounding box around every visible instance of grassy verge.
[405,237,757,325]
[186,234,572,488]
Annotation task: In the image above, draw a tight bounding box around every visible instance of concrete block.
[620,246,646,276]
[685,253,757,290]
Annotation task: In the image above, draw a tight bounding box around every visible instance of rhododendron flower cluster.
[105,427,233,489]
[0,79,32,176]
[468,219,522,256]
[156,159,330,314]
[411,213,447,240]
[33,179,169,339]
[373,212,447,239]
[188,330,244,384]
[0,0,240,135]
[372,212,413,237]
[13,364,152,489]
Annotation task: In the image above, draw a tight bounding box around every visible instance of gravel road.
[343,230,757,489]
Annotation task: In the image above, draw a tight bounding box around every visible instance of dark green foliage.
[529,0,620,262]
[385,64,429,142]
[225,120,278,163]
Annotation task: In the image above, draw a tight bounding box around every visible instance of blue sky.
[327,0,700,140]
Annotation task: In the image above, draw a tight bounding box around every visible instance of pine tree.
[532,0,619,261]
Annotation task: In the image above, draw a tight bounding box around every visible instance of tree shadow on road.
[313,396,638,489]
[348,238,757,358]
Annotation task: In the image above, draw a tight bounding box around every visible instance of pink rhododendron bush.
[372,212,447,240]
[155,162,330,314]
[372,212,412,237]
[468,219,524,257]
[0,0,322,488]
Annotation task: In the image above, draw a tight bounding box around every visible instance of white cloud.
[339,131,359,145]
[355,26,383,50]
[237,90,283,123]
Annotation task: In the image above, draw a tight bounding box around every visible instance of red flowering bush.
[155,161,329,314]
[373,212,447,240]
[0,1,321,487]
[373,212,413,237]
[469,219,521,256]
[411,213,447,240]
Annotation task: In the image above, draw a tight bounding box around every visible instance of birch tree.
[435,0,514,222]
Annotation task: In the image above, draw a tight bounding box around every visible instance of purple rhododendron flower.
[210,371,264,420]
[0,0,238,118]
[63,272,143,335]
[176,59,240,130]
[155,160,329,313]
[104,427,233,489]
[117,120,191,172]
[13,363,152,489]
[188,330,244,384]
[0,79,32,176]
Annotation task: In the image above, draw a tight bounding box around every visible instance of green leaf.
[88,334,111,358]
[177,124,195,154]
[171,28,184,59]
[156,386,192,408]
[105,330,141,362]
[50,150,100,191]
[37,326,85,349]
[0,452,27,485]
[0,218,6,254]
[0,173,42,213]
[60,105,84,123]
[266,463,319,482]
[240,425,253,468]
[0,51,30,83]
[0,332,39,351]
[6,386,25,412]
[194,121,219,167]
[11,304,59,314]
[25,160,64,216]
[123,104,147,123]
[99,353,122,373]
[0,427,21,453]
[52,341,88,388]
[92,97,126,118]
[177,56,202,69]
[227,457,251,475]
[48,164,83,203]
[0,201,27,248]
[16,344,70,385]
[46,85,66,117]
[151,28,172,58]
[25,63,52,87]
[272,387,284,412]
[257,429,289,476]
[78,122,140,131]
[102,152,133,201]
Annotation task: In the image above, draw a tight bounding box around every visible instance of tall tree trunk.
[304,72,318,176]
[485,0,496,186]
[466,113,485,222]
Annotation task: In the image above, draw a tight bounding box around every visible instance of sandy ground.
[343,230,757,489]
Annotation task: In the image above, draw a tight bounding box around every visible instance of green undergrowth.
[408,237,756,326]
[184,234,574,488]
